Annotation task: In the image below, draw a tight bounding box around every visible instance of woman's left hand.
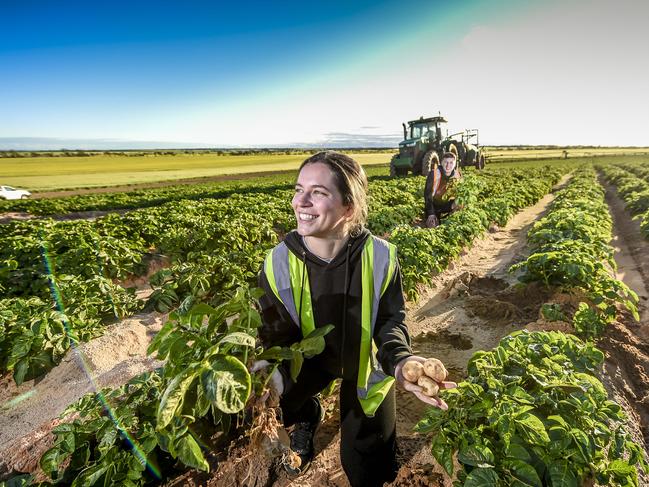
[394,356,457,410]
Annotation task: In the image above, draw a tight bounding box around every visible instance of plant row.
[0,165,565,386]
[4,289,335,486]
[0,175,427,384]
[414,167,646,486]
[512,165,638,338]
[416,329,647,486]
[598,162,649,240]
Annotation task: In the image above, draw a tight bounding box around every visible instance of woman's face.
[441,157,456,176]
[292,162,352,239]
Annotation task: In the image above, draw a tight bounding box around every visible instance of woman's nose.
[294,191,311,206]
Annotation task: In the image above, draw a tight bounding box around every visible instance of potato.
[423,358,447,382]
[401,360,424,382]
[417,376,439,397]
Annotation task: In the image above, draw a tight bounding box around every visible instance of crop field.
[1,156,649,486]
[0,153,394,191]
[485,146,649,163]
[2,148,648,192]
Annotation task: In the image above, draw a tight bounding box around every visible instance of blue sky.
[1,0,648,148]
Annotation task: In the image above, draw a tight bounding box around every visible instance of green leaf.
[431,433,454,476]
[514,413,550,445]
[290,348,304,382]
[570,428,593,462]
[188,302,218,317]
[505,459,543,487]
[13,359,29,386]
[547,461,578,487]
[218,332,256,348]
[457,444,495,468]
[1,473,33,487]
[72,463,109,487]
[176,434,209,471]
[463,467,499,487]
[256,345,294,361]
[157,368,199,429]
[209,355,251,414]
[146,320,175,355]
[505,443,531,462]
[40,447,61,477]
[607,459,635,476]
[296,324,334,358]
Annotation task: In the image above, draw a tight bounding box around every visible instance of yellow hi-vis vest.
[263,235,398,417]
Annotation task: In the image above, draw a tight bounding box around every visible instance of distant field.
[0,153,394,190]
[1,147,648,191]
[486,146,649,162]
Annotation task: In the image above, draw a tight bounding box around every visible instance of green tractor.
[389,114,485,177]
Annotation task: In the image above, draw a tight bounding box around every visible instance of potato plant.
[35,287,333,486]
[599,162,649,241]
[512,166,638,338]
[416,330,648,486]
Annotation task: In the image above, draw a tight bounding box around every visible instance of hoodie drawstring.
[298,250,306,331]
[340,240,352,378]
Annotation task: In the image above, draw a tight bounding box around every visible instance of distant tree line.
[484,145,649,151]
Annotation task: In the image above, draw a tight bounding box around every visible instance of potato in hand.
[417,376,439,397]
[401,360,424,382]
[423,358,447,383]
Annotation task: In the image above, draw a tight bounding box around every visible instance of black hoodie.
[258,228,413,393]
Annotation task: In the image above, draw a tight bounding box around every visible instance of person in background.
[424,151,463,228]
[257,151,455,486]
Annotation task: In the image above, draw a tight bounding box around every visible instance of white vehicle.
[0,185,31,200]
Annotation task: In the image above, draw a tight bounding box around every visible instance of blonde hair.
[298,151,368,236]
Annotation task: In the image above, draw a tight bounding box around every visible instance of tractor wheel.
[475,153,485,170]
[447,143,458,158]
[390,154,400,177]
[421,150,438,177]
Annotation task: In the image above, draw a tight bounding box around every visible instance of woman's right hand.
[250,360,284,396]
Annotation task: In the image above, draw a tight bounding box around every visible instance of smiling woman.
[257,150,456,486]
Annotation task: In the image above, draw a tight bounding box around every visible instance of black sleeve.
[423,171,436,218]
[258,270,302,395]
[374,258,413,377]
[258,270,301,349]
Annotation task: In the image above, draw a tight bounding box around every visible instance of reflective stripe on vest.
[263,235,397,417]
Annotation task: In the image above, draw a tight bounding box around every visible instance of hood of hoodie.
[282,228,371,267]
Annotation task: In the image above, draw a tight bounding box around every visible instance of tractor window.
[410,125,426,139]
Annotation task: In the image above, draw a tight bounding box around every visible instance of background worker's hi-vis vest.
[264,235,397,417]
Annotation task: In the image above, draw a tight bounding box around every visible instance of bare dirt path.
[597,177,649,454]
[0,313,165,477]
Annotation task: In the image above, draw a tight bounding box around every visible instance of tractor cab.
[402,116,447,145]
